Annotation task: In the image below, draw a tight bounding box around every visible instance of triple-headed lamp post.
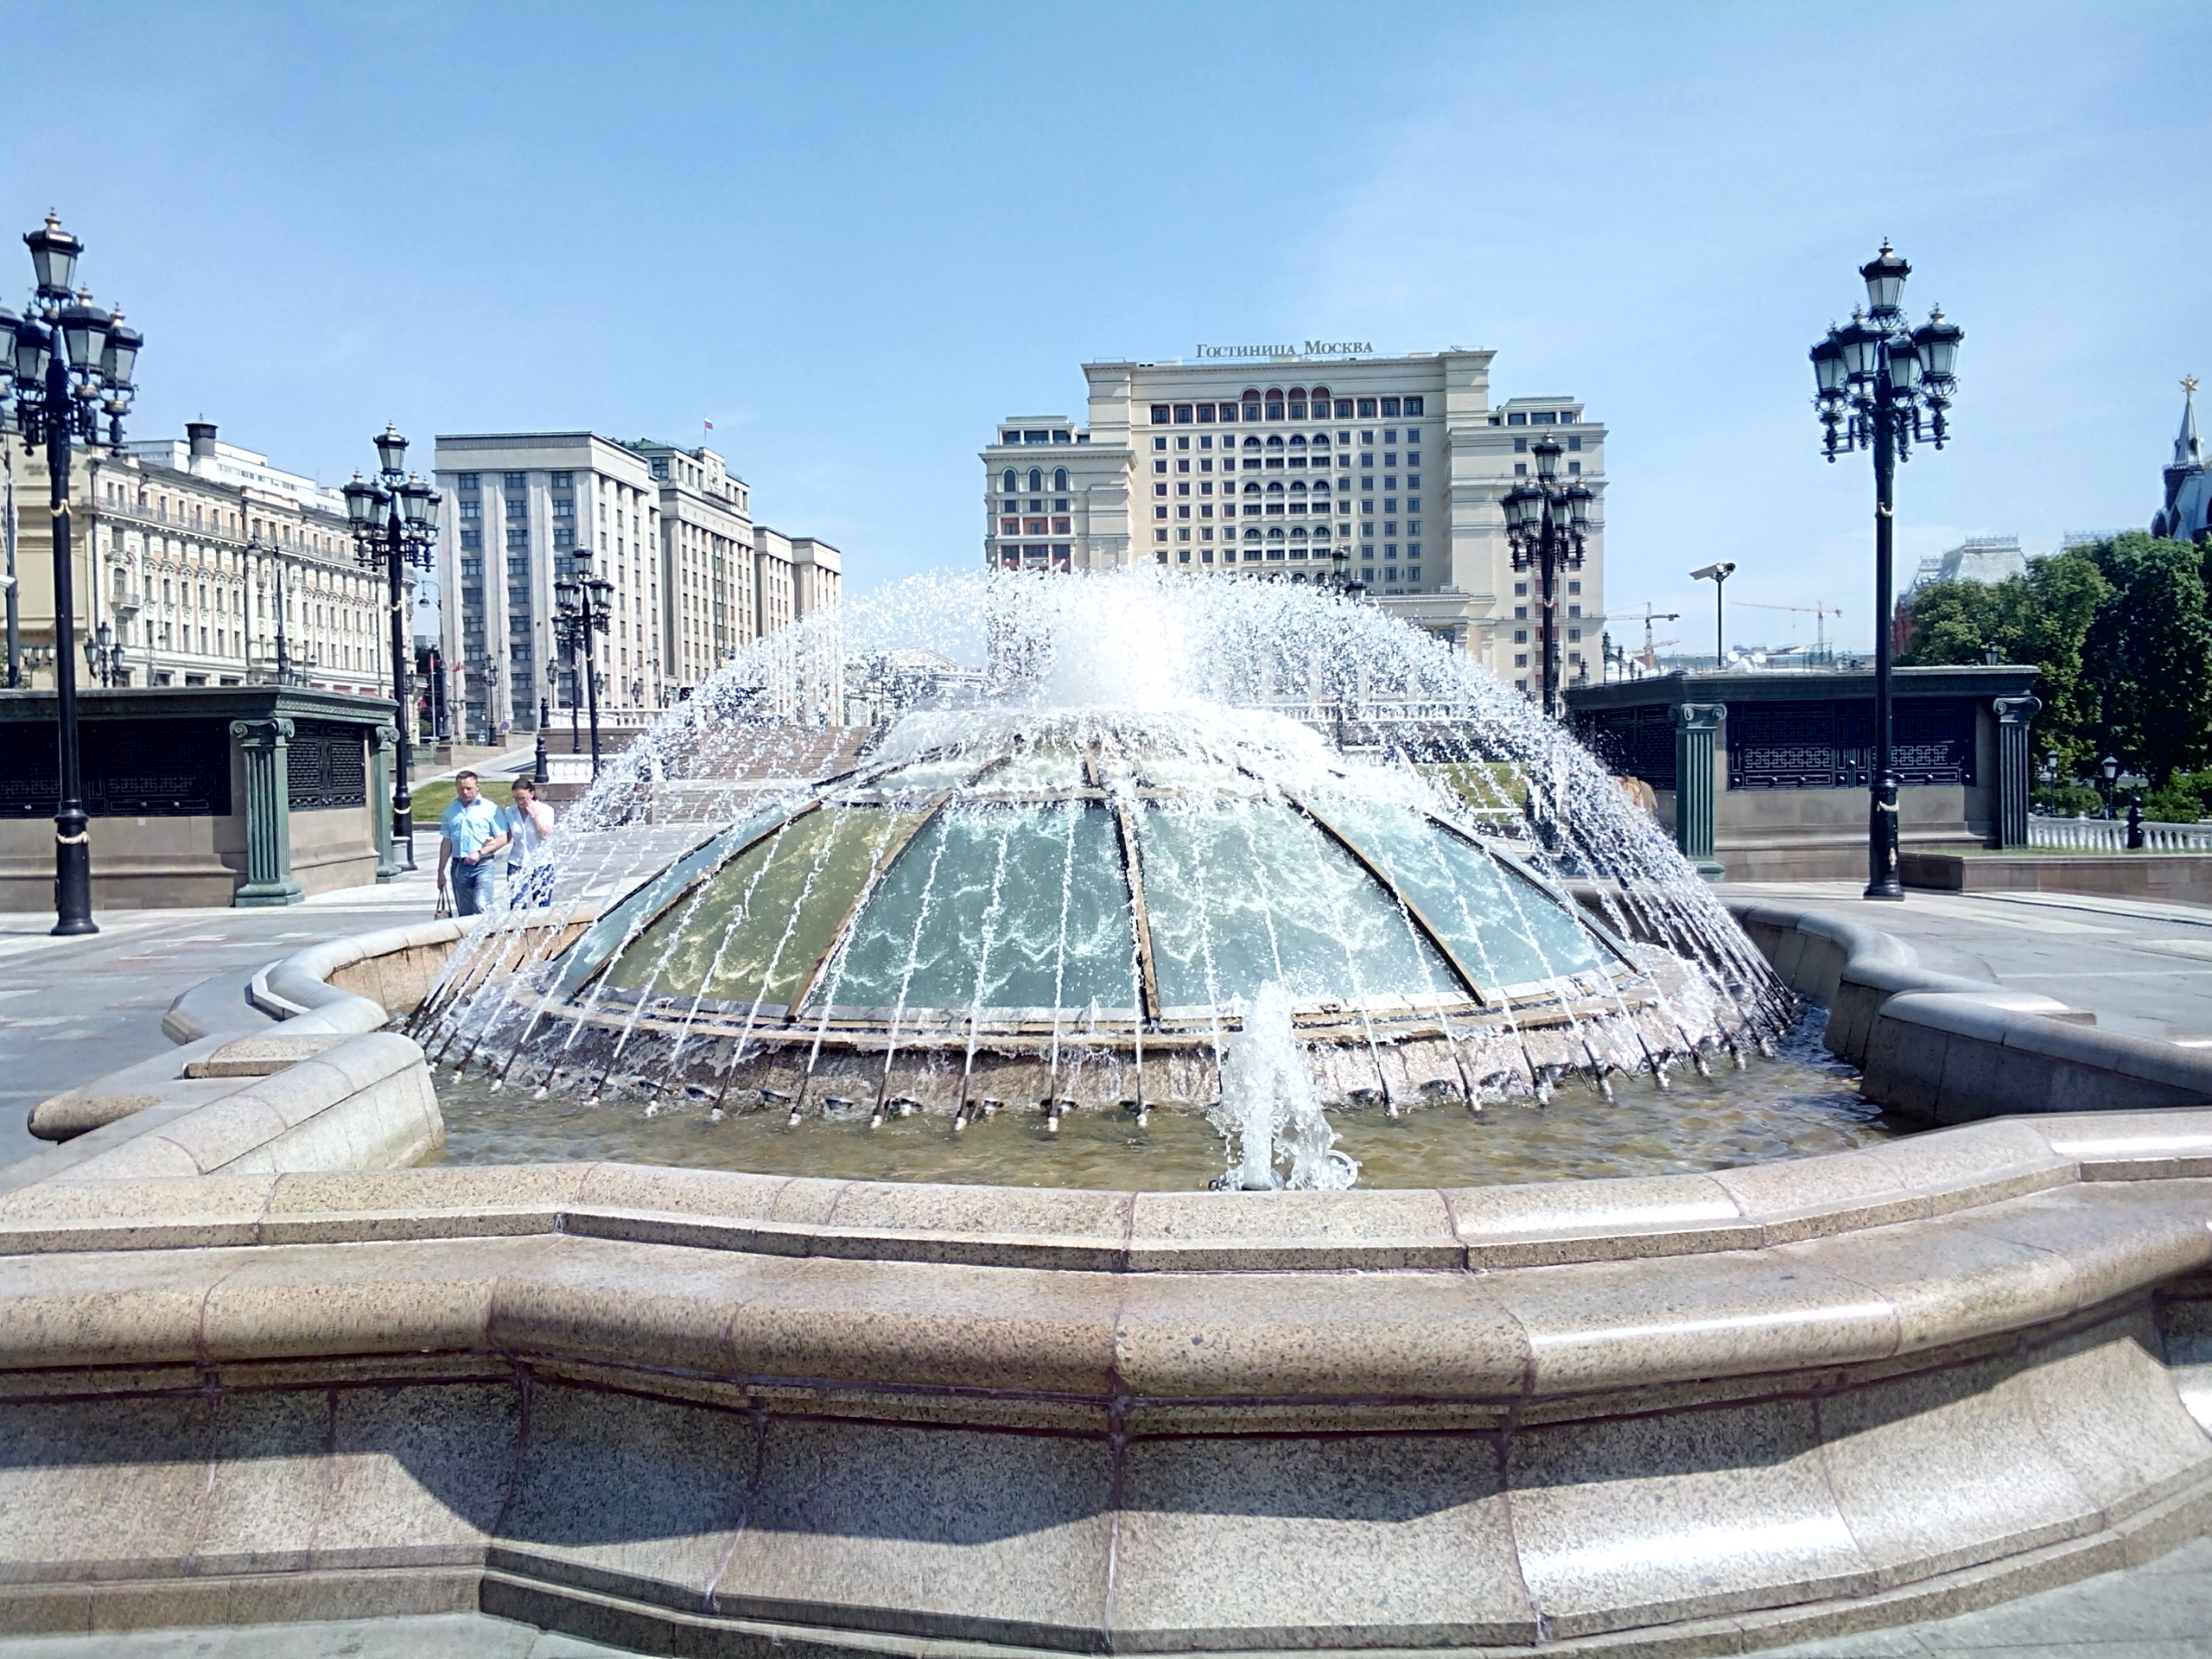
[342,428,439,874]
[0,214,143,936]
[1499,435,1593,719]
[1809,242,1964,900]
[553,547,613,778]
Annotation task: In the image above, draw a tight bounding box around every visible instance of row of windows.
[1151,429,1418,456]
[1152,524,1341,544]
[1157,548,1361,569]
[1001,467,1071,493]
[1497,410,1575,426]
[1149,393,1425,423]
[999,429,1078,445]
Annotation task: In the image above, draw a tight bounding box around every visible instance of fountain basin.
[3,905,2211,1656]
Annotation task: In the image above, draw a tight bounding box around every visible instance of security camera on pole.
[1689,563,1735,670]
[1808,242,1965,900]
[0,213,144,937]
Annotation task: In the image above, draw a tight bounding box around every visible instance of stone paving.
[1733,881,2212,1044]
[0,743,536,1172]
[0,1535,2205,1656]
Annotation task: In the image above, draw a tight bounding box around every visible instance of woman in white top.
[500,779,557,907]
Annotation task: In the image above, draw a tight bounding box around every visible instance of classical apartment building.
[4,421,385,695]
[981,351,1606,694]
[431,431,842,734]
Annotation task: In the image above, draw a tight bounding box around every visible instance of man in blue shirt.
[436,771,506,917]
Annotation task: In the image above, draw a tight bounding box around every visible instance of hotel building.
[981,351,1606,694]
[431,432,842,735]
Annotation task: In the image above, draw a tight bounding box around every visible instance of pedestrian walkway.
[0,861,445,1170]
[1733,880,2212,1044]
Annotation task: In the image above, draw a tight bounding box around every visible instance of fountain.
[9,569,2212,1658]
[417,569,1795,1186]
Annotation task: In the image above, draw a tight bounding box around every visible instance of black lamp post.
[2101,754,2119,820]
[1500,435,1593,718]
[342,427,439,874]
[82,618,125,687]
[0,213,143,937]
[1810,241,1965,901]
[554,546,613,778]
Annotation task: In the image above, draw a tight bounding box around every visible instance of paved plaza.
[0,745,531,1172]
[1733,881,2212,1044]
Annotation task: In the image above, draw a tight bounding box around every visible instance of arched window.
[1266,435,1285,450]
[1244,528,1262,542]
[1312,434,1331,450]
[1264,388,1283,401]
[1001,468,1016,493]
[1243,481,1262,495]
[1289,481,1306,495]
[1242,388,1262,402]
[1288,435,1307,450]
[1052,467,1068,492]
[1312,479,1331,494]
[1267,527,1285,539]
[1308,385,1330,404]
[1027,467,1042,493]
[1266,481,1285,494]
[1243,436,1262,451]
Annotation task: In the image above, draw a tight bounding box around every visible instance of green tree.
[1898,547,2108,779]
[2081,533,2212,785]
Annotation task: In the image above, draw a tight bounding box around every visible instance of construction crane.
[1633,605,1681,675]
[1736,601,1841,662]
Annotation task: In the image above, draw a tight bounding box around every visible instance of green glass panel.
[1308,797,1605,989]
[550,806,786,998]
[1135,801,1457,1009]
[600,806,922,1008]
[821,804,1137,1015]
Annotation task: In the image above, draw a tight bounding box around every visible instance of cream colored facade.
[432,431,843,734]
[4,422,385,696]
[981,352,1608,694]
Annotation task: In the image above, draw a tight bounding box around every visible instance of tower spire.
[2177,377,2201,470]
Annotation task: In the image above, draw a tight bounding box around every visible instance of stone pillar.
[1673,702,1726,880]
[1992,695,2043,849]
[231,717,303,907]
[370,722,401,883]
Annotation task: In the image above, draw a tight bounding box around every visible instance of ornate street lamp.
[344,426,440,873]
[1809,241,1965,900]
[0,213,143,935]
[553,546,613,777]
[1500,435,1592,718]
[81,618,125,688]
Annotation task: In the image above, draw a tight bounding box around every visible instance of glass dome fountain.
[420,571,1834,1191]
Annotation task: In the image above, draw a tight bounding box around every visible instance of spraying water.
[1212,982,1357,1190]
[417,568,1790,1186]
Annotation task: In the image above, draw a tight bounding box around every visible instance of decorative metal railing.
[2026,814,2212,853]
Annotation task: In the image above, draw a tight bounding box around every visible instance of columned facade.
[4,422,382,696]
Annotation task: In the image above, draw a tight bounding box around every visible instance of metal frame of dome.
[486,728,1697,1119]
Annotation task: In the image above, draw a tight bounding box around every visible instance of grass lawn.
[410,778,520,824]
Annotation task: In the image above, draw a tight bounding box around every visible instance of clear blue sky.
[3,2,2205,652]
